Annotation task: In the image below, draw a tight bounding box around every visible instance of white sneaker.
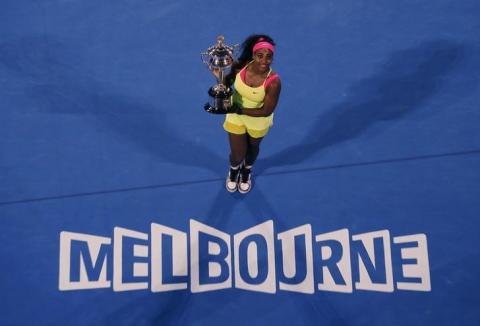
[238,168,252,194]
[225,167,240,192]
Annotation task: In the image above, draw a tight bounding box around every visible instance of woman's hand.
[226,103,243,115]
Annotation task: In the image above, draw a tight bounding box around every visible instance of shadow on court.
[0,35,224,175]
[257,39,471,173]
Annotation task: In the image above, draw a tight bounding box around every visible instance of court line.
[1,149,479,207]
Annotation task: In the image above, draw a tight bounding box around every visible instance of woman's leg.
[228,133,248,166]
[245,135,263,167]
[225,133,248,192]
[238,135,263,194]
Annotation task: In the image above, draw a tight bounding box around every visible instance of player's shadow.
[203,180,280,229]
[0,35,224,175]
[257,39,469,174]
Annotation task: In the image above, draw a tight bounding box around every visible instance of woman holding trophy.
[202,34,281,194]
[222,35,281,194]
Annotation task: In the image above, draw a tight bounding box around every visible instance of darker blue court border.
[1,149,479,207]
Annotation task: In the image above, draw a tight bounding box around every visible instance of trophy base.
[204,103,229,114]
[204,86,233,114]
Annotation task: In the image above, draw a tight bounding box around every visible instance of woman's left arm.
[238,78,282,117]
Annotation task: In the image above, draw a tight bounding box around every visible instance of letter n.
[352,230,393,292]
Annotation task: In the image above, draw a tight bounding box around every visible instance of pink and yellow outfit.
[223,63,279,138]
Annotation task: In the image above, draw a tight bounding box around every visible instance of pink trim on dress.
[264,73,279,88]
[240,67,247,83]
[239,66,279,88]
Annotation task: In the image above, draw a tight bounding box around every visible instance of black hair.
[225,34,275,87]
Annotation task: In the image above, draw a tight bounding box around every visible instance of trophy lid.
[206,35,236,68]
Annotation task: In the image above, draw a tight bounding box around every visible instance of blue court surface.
[1,0,480,325]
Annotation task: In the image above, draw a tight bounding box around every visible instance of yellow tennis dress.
[223,65,278,138]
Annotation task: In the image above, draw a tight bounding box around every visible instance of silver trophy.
[201,36,238,114]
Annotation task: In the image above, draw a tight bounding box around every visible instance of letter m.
[59,231,111,290]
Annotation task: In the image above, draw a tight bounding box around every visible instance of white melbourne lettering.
[58,219,431,294]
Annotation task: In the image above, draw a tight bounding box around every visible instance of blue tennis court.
[1,0,479,325]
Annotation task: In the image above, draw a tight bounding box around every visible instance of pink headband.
[253,41,275,54]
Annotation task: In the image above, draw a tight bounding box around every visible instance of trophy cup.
[201,36,238,114]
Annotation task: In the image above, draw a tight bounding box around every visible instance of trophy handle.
[233,44,240,57]
[201,52,210,65]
